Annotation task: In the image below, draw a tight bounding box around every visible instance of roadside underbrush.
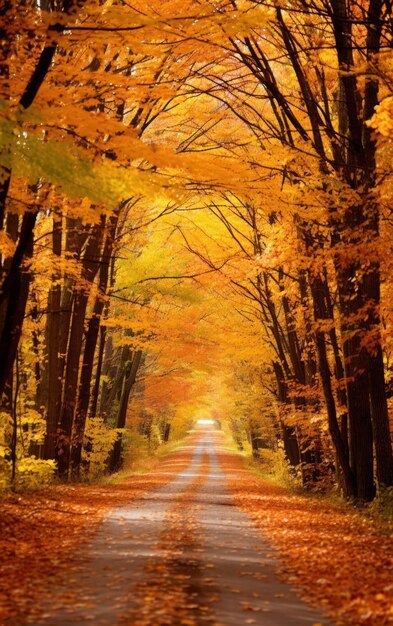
[0,428,187,493]
[242,445,393,529]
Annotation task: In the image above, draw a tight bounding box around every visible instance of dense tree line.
[0,0,392,501]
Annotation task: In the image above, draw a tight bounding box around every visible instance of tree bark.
[41,216,62,459]
[368,344,393,487]
[56,223,103,478]
[70,223,114,477]
[109,351,142,473]
[273,360,301,466]
[0,210,38,401]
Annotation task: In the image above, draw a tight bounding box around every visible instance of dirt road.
[32,428,332,626]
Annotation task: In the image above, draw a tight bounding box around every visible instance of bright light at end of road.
[197,419,215,425]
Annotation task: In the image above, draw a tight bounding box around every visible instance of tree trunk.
[363,258,393,487]
[70,226,113,477]
[0,210,37,401]
[90,323,107,417]
[368,345,393,487]
[42,216,82,461]
[109,351,142,473]
[41,216,62,459]
[56,223,103,478]
[272,360,301,466]
[56,290,89,477]
[314,329,356,497]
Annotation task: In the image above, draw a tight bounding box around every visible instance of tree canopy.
[1,0,392,502]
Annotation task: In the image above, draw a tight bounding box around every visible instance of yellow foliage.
[14,458,57,491]
[83,417,122,477]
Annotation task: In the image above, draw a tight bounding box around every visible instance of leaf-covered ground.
[1,436,393,626]
[0,445,191,625]
[220,450,393,626]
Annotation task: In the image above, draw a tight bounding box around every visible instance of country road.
[31,426,332,626]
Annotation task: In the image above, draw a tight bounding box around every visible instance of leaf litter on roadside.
[219,449,393,626]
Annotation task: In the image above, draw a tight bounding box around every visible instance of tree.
[1,0,392,501]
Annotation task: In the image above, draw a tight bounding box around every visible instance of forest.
[1,0,393,502]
